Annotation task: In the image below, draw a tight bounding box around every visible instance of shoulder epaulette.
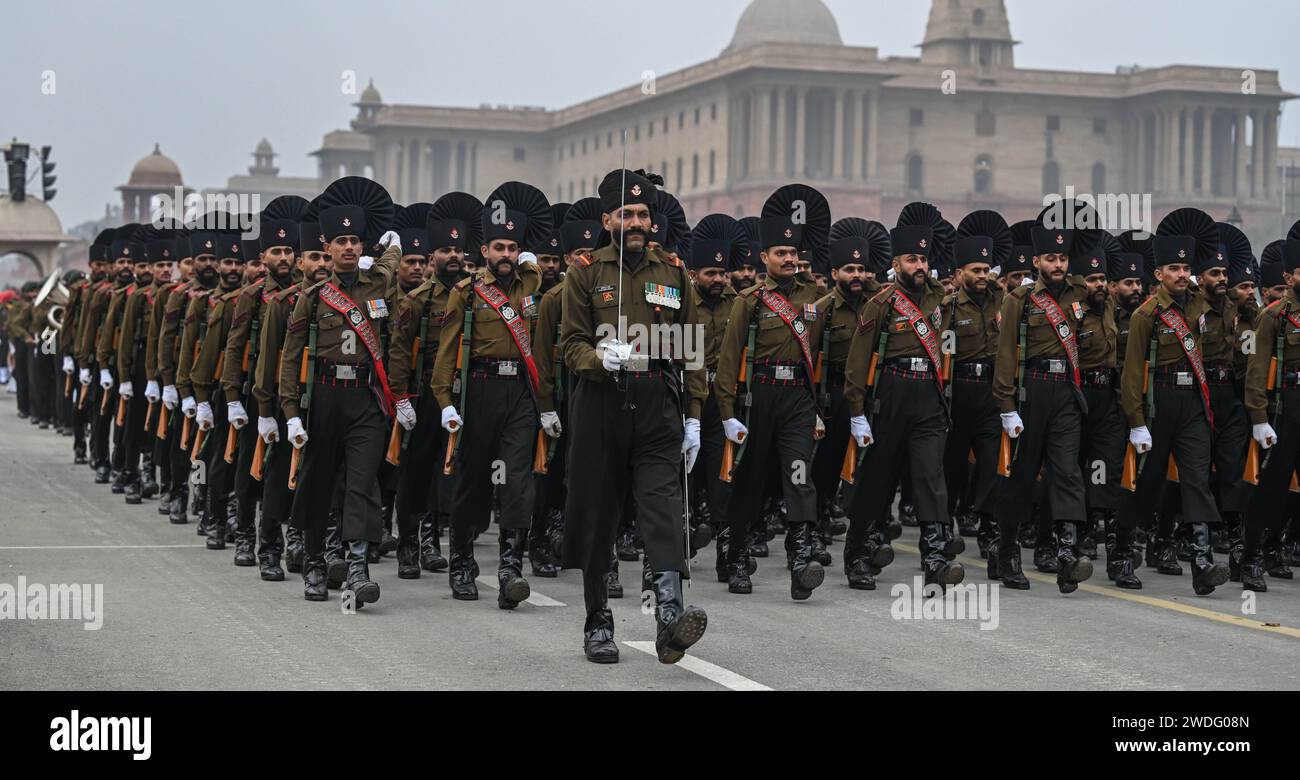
[571,253,593,269]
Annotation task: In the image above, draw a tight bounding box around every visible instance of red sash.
[888,289,945,393]
[1157,306,1214,430]
[318,282,396,416]
[472,280,540,395]
[1029,289,1082,387]
[755,287,818,397]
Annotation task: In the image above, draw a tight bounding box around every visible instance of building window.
[979,41,992,67]
[711,103,717,121]
[1093,117,1107,136]
[608,131,613,147]
[558,147,563,161]
[661,160,668,179]
[906,155,924,192]
[679,111,685,129]
[567,181,574,201]
[663,117,669,134]
[976,110,995,137]
[695,107,700,125]
[709,150,716,184]
[594,135,600,151]
[582,139,587,154]
[1047,115,1061,132]
[634,125,640,141]
[974,155,993,194]
[513,147,526,162]
[1092,163,1106,193]
[973,9,985,25]
[556,183,562,201]
[910,109,924,127]
[692,153,700,189]
[570,142,575,156]
[1042,161,1061,196]
[648,121,654,138]
[676,157,684,191]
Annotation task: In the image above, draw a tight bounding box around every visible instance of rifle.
[251,436,266,481]
[443,302,473,476]
[223,424,237,464]
[289,298,320,490]
[115,395,127,427]
[143,401,155,432]
[720,309,759,483]
[532,428,549,475]
[189,424,207,464]
[386,305,428,466]
[999,305,1031,478]
[155,404,170,440]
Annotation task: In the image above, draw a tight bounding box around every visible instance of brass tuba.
[33,268,70,338]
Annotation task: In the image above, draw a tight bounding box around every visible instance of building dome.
[723,0,842,56]
[126,144,183,188]
[358,79,383,106]
[255,138,274,155]
[0,194,66,241]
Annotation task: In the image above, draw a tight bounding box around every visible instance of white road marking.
[474,576,566,607]
[623,641,773,691]
[0,544,207,550]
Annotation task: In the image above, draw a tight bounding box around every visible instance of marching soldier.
[560,169,707,665]
[94,225,144,494]
[176,225,225,534]
[1105,249,1145,568]
[144,236,192,514]
[63,231,112,464]
[845,224,963,590]
[940,226,1004,563]
[431,182,548,608]
[254,219,332,575]
[191,231,250,550]
[77,230,124,483]
[991,226,1092,593]
[279,176,400,606]
[8,284,35,421]
[1116,211,1229,595]
[714,196,829,600]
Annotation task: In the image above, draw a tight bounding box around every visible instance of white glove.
[378,230,401,252]
[162,385,179,409]
[395,399,417,431]
[99,369,113,389]
[540,410,562,438]
[1253,423,1278,449]
[682,418,701,471]
[1001,412,1024,439]
[1129,426,1152,454]
[601,341,631,373]
[518,252,538,266]
[850,415,874,448]
[227,400,249,430]
[195,401,214,431]
[257,416,279,444]
[286,416,308,449]
[722,418,748,445]
[145,380,160,403]
[441,406,463,433]
[62,356,74,374]
[118,381,133,399]
[358,256,375,270]
[79,368,91,385]
[181,396,197,418]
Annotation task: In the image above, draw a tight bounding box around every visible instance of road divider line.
[623,641,772,690]
[474,576,565,607]
[893,543,1300,639]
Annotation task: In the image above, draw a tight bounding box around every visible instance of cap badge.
[232,244,239,254]
[204,241,213,249]
[630,184,642,197]
[652,224,660,233]
[852,249,862,260]
[342,218,351,228]
[784,229,793,239]
[1178,249,1187,259]
[715,252,724,262]
[506,221,515,231]
[919,239,928,249]
[583,229,592,240]
[550,238,558,247]
[123,248,130,255]
[1091,257,1100,268]
[413,239,421,248]
[450,228,459,240]
[981,248,989,257]
[277,228,287,239]
[1056,235,1064,245]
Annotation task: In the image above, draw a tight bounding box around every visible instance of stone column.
[793,87,807,179]
[1199,109,1212,195]
[842,89,857,181]
[1165,108,1178,194]
[831,88,844,181]
[1264,108,1277,198]
[752,89,769,181]
[773,86,787,177]
[1250,109,1263,199]
[866,89,879,182]
[1234,110,1248,198]
[1179,110,1193,193]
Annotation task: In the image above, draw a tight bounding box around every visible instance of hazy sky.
[4,0,1298,229]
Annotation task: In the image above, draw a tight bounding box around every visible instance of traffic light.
[3,140,29,202]
[40,145,56,202]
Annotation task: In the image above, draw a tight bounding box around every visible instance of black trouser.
[1118,381,1219,534]
[394,390,446,542]
[203,392,233,523]
[1080,381,1125,512]
[562,372,687,615]
[57,359,75,430]
[232,398,271,544]
[88,368,111,466]
[942,375,1000,517]
[449,371,537,537]
[13,341,31,415]
[290,381,387,550]
[30,346,55,423]
[1209,380,1250,515]
[995,377,1086,547]
[120,359,148,478]
[167,403,190,498]
[725,375,818,550]
[696,384,732,526]
[1247,386,1300,537]
[150,403,169,488]
[108,381,124,473]
[847,370,949,558]
[811,378,849,513]
[260,412,293,525]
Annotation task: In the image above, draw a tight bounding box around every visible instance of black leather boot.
[845,554,876,590]
[497,529,531,610]
[546,508,565,560]
[257,527,285,582]
[958,509,979,538]
[997,542,1030,589]
[1081,510,1103,561]
[1055,520,1093,594]
[302,554,328,601]
[1189,523,1229,596]
[140,453,159,499]
[1152,528,1184,575]
[714,525,731,583]
[448,525,478,600]
[690,516,714,554]
[1241,528,1268,592]
[1264,532,1294,579]
[233,528,256,566]
[206,518,227,550]
[1033,538,1058,573]
[788,522,826,600]
[324,522,346,589]
[379,525,398,556]
[748,526,769,558]
[528,524,558,578]
[419,513,448,572]
[345,540,381,607]
[606,557,623,599]
[809,525,832,566]
[863,531,895,575]
[615,530,639,561]
[941,519,965,559]
[1107,525,1143,589]
[284,525,304,573]
[168,490,188,524]
[921,523,966,590]
[111,468,127,494]
[985,520,1002,579]
[1018,520,1038,549]
[584,608,619,664]
[1175,524,1194,562]
[1227,514,1245,582]
[94,463,110,484]
[396,531,420,579]
[74,445,87,465]
[728,535,753,594]
[653,570,707,665]
[123,472,142,504]
[899,501,918,527]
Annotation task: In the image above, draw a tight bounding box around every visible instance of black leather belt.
[1204,364,1234,383]
[1082,369,1113,386]
[885,357,934,374]
[470,358,523,379]
[315,359,370,385]
[751,363,806,381]
[954,361,993,380]
[1025,357,1071,374]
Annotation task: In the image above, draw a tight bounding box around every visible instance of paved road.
[2,392,1298,690]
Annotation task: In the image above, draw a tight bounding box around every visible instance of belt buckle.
[1047,359,1066,374]
[498,361,518,377]
[910,357,928,372]
[707,370,717,384]
[973,363,984,377]
[335,364,356,380]
[1176,372,1193,386]
[774,366,795,381]
[627,354,650,372]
